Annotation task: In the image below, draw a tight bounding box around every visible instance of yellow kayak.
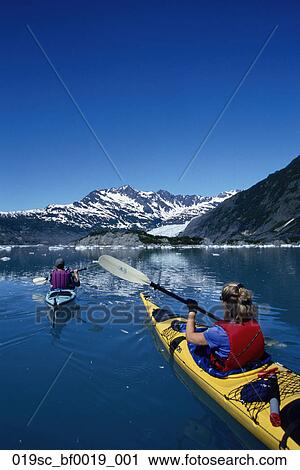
[141,293,300,450]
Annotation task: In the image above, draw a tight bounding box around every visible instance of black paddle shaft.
[150,282,220,322]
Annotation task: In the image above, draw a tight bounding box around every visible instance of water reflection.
[0,245,299,449]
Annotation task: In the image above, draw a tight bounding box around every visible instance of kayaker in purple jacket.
[50,258,80,290]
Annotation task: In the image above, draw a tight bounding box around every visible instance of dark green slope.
[183,156,300,244]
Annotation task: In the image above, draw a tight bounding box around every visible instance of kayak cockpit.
[152,307,272,378]
[45,289,76,307]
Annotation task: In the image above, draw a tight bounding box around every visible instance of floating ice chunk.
[48,246,65,251]
[75,245,89,251]
[0,257,10,261]
[0,246,12,252]
[265,338,287,348]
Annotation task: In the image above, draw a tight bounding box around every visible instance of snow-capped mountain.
[0,185,238,244]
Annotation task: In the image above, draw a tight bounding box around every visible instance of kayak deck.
[45,289,76,307]
[141,293,300,450]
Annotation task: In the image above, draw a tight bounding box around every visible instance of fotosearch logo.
[35,301,270,326]
[35,303,150,326]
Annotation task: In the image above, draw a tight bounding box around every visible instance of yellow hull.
[141,294,300,450]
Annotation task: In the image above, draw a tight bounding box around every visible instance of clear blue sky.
[1,0,299,210]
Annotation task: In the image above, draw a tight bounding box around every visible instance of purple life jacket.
[50,269,75,290]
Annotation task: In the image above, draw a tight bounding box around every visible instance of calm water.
[0,245,300,450]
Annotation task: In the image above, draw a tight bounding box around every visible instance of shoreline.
[1,243,300,251]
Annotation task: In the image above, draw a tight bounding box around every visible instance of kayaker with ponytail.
[50,258,80,290]
[186,283,265,372]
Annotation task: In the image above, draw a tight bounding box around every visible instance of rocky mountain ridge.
[183,156,300,244]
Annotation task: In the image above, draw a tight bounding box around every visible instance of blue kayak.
[45,289,76,307]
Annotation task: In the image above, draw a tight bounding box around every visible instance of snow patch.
[274,218,295,232]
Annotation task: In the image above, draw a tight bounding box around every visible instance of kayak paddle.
[33,266,89,286]
[33,276,51,286]
[99,255,220,321]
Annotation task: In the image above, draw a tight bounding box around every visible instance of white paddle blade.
[33,277,48,286]
[99,255,151,285]
[32,293,46,302]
